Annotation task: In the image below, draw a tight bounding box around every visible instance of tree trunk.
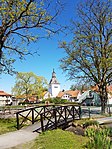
[101,99,106,114]
[99,84,108,114]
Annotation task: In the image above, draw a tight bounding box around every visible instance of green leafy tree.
[11,72,48,99]
[60,0,112,113]
[0,0,62,74]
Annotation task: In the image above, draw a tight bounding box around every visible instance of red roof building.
[57,90,80,102]
[0,91,11,96]
[0,91,12,106]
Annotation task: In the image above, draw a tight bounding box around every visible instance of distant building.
[43,91,51,99]
[43,69,60,99]
[57,89,101,106]
[106,85,112,105]
[77,90,101,106]
[48,69,60,98]
[0,91,12,106]
[57,90,80,102]
[91,85,112,105]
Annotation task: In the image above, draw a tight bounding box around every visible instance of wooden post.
[53,107,57,129]
[88,107,91,119]
[32,108,34,124]
[79,106,82,119]
[64,106,67,126]
[16,113,19,130]
[72,106,75,120]
[44,106,46,120]
[40,113,44,132]
[53,105,55,109]
[108,104,111,116]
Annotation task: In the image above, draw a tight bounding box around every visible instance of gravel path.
[0,130,38,149]
[0,122,40,149]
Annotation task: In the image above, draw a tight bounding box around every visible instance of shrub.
[85,126,112,149]
[53,98,68,104]
[83,120,99,128]
[41,98,68,104]
[73,118,99,128]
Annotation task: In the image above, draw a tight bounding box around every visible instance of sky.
[0,0,80,94]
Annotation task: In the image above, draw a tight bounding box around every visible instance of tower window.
[54,86,58,88]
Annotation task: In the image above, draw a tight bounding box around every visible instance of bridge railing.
[16,104,55,130]
[40,105,81,132]
[80,106,102,118]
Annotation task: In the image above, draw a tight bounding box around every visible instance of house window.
[89,91,92,97]
[54,86,58,88]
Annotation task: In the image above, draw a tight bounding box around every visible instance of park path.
[0,122,41,149]
[96,117,112,124]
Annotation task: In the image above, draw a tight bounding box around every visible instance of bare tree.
[60,0,112,113]
[0,0,63,74]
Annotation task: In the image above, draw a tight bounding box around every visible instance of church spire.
[48,69,60,97]
[52,69,56,78]
[49,69,60,84]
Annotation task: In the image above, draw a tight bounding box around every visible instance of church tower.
[48,69,60,97]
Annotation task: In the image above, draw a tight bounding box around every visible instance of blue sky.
[0,0,80,93]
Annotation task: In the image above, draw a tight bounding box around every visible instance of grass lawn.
[0,118,17,135]
[0,118,89,149]
[13,129,89,149]
[33,129,89,149]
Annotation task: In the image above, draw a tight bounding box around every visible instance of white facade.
[57,90,80,102]
[43,91,51,99]
[49,83,60,98]
[107,93,112,105]
[0,91,12,106]
[48,69,60,98]
[0,96,12,106]
[61,93,71,100]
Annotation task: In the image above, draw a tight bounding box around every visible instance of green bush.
[108,127,112,137]
[85,126,112,149]
[18,102,29,105]
[83,120,99,128]
[41,98,68,104]
[53,98,68,104]
[41,98,53,104]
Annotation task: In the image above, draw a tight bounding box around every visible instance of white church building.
[43,69,80,101]
[43,69,60,99]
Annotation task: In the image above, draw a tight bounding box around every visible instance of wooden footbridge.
[16,104,82,133]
